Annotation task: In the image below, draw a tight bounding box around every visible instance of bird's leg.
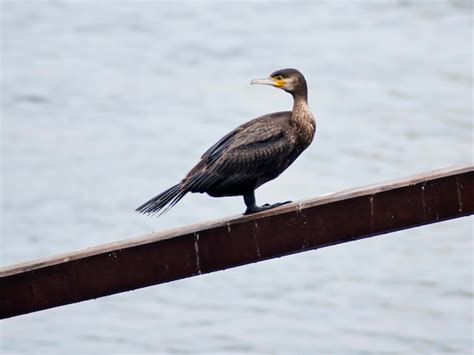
[243,190,292,215]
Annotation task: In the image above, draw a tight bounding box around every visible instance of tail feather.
[135,183,186,216]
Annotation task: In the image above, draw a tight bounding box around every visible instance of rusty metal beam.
[1,165,472,319]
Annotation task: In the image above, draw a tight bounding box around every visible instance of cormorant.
[136,68,316,216]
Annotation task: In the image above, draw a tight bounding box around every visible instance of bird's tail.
[135,183,187,216]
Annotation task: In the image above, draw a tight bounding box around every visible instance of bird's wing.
[184,113,294,192]
[202,112,291,164]
[213,121,290,175]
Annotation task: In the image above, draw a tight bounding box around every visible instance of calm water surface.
[1,1,472,354]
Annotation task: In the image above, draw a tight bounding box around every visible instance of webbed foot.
[244,200,292,215]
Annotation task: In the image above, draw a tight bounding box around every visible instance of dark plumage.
[136,68,316,216]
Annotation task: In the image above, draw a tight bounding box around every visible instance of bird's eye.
[275,75,283,81]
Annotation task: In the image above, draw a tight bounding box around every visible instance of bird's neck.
[291,95,312,123]
[291,89,308,105]
[291,94,316,146]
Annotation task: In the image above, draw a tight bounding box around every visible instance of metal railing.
[1,165,472,319]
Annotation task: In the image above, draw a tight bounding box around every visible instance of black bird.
[136,68,316,216]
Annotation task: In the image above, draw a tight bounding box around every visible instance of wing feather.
[183,112,294,194]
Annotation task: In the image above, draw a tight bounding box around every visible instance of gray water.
[1,1,472,354]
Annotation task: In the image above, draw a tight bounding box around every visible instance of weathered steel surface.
[0,165,472,319]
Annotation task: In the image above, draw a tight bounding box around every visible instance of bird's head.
[250,68,307,97]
